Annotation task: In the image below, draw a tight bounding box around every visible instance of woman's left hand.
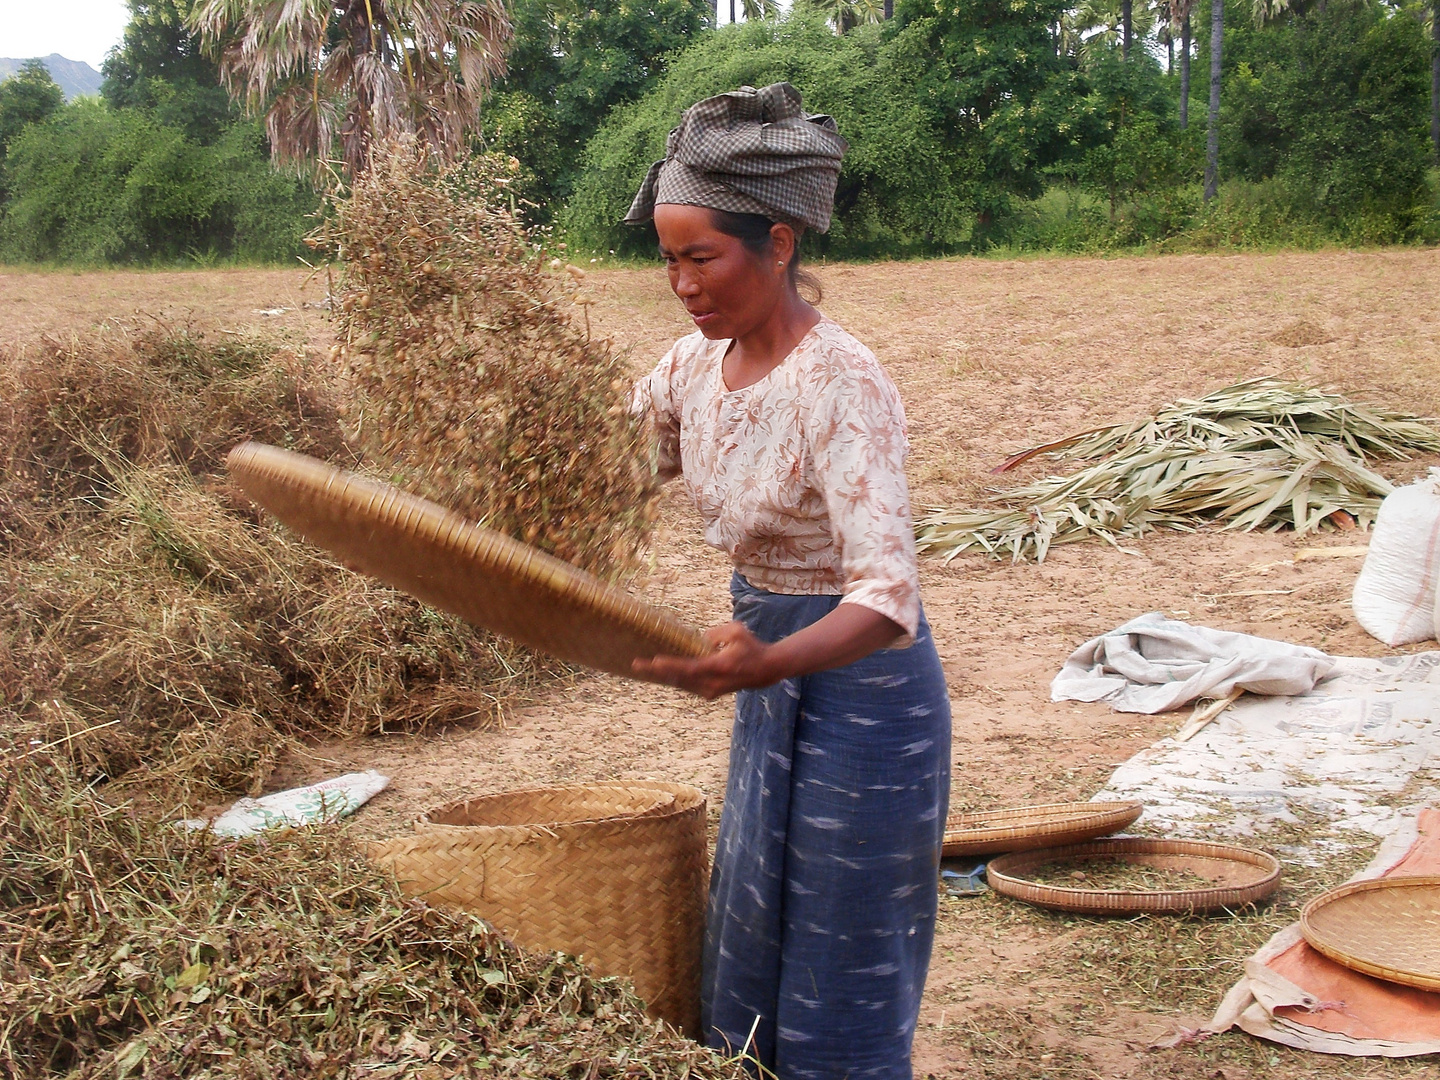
[633,621,778,699]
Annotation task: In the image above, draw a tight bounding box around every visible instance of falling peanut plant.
[318,140,658,579]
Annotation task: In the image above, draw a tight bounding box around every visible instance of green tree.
[480,0,711,214]
[1218,0,1430,233]
[102,0,234,144]
[0,60,65,167]
[565,6,1073,256]
[1,98,313,263]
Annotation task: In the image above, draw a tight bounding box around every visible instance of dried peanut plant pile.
[0,324,552,805]
[323,141,658,579]
[0,755,744,1080]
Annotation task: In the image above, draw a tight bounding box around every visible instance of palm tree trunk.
[1180,14,1191,128]
[1122,0,1133,57]
[729,0,735,22]
[1432,0,1440,160]
[1203,0,1222,201]
[884,0,893,17]
[1168,36,1174,73]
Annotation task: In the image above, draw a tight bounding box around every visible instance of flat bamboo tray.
[986,837,1282,915]
[1300,876,1440,992]
[942,801,1142,857]
[226,442,706,679]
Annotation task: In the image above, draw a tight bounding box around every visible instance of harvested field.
[3,248,1440,1078]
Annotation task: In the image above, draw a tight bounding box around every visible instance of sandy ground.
[4,250,1440,1079]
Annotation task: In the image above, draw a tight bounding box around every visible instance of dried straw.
[916,378,1440,562]
[0,323,553,803]
[320,140,658,579]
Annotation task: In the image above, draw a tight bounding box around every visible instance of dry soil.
[5,250,1440,1080]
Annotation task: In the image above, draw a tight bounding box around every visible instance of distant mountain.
[0,54,104,100]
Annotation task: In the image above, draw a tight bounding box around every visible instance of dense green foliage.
[480,0,712,216]
[566,8,1077,257]
[568,0,1440,257]
[0,0,314,265]
[1,0,1437,263]
[0,60,64,172]
[1,101,313,263]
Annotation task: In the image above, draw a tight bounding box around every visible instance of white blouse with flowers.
[632,317,921,641]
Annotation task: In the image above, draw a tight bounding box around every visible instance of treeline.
[0,0,1435,264]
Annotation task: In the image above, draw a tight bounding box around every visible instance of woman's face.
[654,204,790,340]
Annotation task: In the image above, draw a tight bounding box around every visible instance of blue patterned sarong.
[702,573,952,1080]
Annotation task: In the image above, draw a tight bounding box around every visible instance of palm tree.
[801,0,883,33]
[1160,0,1196,127]
[190,0,510,177]
[1432,0,1439,160]
[739,0,780,19]
[1203,0,1222,200]
[1063,0,1155,64]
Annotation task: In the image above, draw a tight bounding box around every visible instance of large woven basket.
[986,837,1282,915]
[1300,876,1440,992]
[370,782,708,1036]
[942,801,1142,857]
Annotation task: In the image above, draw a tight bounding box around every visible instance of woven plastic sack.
[1352,469,1440,646]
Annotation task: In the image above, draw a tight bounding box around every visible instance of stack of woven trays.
[370,781,707,1036]
[943,801,1283,915]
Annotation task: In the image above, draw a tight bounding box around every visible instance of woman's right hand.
[632,621,780,699]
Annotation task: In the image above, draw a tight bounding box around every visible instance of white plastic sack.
[1352,469,1440,646]
[182,770,390,837]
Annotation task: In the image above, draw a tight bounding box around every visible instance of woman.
[627,83,951,1080]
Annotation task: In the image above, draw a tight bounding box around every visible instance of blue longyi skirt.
[702,573,952,1080]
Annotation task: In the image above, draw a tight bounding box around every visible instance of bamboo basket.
[370,781,708,1036]
[986,837,1281,915]
[942,801,1142,857]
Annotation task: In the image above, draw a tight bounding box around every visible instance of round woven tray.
[1300,876,1440,992]
[942,801,1143,857]
[226,442,706,678]
[370,781,708,1037]
[986,837,1282,915]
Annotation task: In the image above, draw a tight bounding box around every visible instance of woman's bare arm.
[632,603,903,700]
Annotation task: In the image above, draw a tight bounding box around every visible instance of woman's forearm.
[758,603,903,683]
[634,602,903,699]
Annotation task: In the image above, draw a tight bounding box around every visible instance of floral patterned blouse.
[632,317,920,640]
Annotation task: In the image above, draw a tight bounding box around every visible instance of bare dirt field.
[5,250,1440,1079]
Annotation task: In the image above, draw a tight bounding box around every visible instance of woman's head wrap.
[624,82,847,234]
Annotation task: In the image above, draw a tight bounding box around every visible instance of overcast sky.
[0,1,131,69]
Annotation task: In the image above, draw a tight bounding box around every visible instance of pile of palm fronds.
[0,323,552,804]
[0,753,744,1079]
[915,378,1440,562]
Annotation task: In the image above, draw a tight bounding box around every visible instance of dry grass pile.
[0,754,744,1079]
[0,323,550,804]
[324,141,657,578]
[916,378,1440,562]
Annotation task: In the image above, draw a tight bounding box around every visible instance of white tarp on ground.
[1092,651,1440,854]
[1052,613,1337,715]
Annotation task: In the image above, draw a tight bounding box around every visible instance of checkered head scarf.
[624,82,847,234]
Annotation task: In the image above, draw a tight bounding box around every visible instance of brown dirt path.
[4,250,1439,1079]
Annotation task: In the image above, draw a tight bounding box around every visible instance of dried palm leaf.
[916,380,1440,563]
